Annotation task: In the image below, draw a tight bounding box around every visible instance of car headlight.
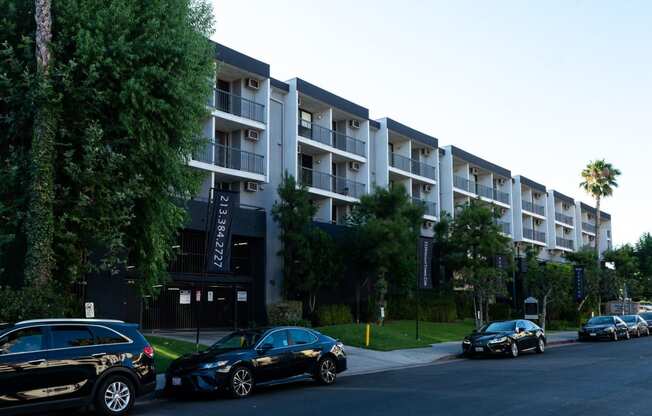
[462,339,471,344]
[603,327,614,333]
[488,336,508,344]
[200,360,229,369]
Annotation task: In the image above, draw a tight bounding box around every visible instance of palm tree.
[580,160,621,265]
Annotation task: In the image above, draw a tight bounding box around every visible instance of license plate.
[172,377,182,386]
[590,333,597,337]
[475,347,484,352]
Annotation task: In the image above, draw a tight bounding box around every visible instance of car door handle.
[92,353,107,358]
[27,359,46,365]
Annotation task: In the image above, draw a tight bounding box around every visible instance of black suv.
[0,319,156,416]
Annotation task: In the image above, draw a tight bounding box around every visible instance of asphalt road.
[131,337,652,416]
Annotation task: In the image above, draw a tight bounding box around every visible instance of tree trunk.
[25,0,55,286]
[595,196,601,265]
[541,290,551,331]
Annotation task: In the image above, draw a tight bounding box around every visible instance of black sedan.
[578,315,629,341]
[462,319,545,358]
[639,312,652,329]
[165,327,346,398]
[621,314,650,337]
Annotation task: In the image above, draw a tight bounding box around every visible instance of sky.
[210,0,651,246]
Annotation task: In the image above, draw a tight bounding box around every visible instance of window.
[0,327,44,354]
[289,329,317,346]
[299,109,312,129]
[261,330,289,349]
[91,326,128,345]
[50,326,95,349]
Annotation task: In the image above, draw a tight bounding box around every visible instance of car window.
[481,321,516,332]
[0,327,44,354]
[524,321,537,331]
[614,317,625,325]
[289,329,317,345]
[262,330,289,349]
[91,326,129,345]
[51,326,95,348]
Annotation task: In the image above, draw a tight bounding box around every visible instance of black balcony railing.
[555,212,574,226]
[192,142,265,175]
[453,175,474,193]
[556,237,574,250]
[211,89,266,123]
[582,222,597,234]
[389,153,436,180]
[476,183,494,199]
[299,167,365,199]
[453,176,509,204]
[497,221,511,235]
[524,228,546,243]
[522,200,545,216]
[298,120,366,157]
[412,197,438,217]
[493,189,510,204]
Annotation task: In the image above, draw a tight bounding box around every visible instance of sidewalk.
[150,330,578,390]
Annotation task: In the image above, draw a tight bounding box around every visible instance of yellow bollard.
[365,323,371,347]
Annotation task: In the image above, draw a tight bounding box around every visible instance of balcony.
[298,121,366,157]
[497,221,511,235]
[210,89,266,123]
[453,175,474,193]
[453,176,509,204]
[556,237,574,250]
[412,197,438,217]
[299,167,365,199]
[524,228,546,243]
[522,200,545,216]
[582,222,597,234]
[193,142,265,175]
[555,212,574,226]
[493,189,510,205]
[390,153,436,180]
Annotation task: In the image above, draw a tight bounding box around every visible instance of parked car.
[0,318,155,416]
[578,315,629,341]
[165,327,346,398]
[639,311,652,328]
[461,319,545,358]
[621,314,650,337]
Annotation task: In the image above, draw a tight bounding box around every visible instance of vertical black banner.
[206,191,235,273]
[418,237,434,289]
[574,266,585,303]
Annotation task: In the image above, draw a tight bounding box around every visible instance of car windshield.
[622,315,637,323]
[480,321,515,332]
[587,316,613,325]
[209,330,264,351]
[640,312,652,320]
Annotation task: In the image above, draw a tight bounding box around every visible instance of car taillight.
[143,345,154,358]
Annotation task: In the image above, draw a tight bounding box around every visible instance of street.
[128,337,652,416]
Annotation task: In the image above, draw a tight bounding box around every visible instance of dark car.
[165,327,346,398]
[578,315,629,341]
[621,315,650,337]
[461,320,546,358]
[639,312,652,329]
[0,319,155,416]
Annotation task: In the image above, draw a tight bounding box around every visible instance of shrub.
[0,283,76,322]
[387,295,458,322]
[267,301,305,326]
[317,304,353,326]
[488,303,511,321]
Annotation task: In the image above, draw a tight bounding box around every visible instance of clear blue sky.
[211,0,651,246]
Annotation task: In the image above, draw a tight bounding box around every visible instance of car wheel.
[94,375,135,416]
[625,330,631,340]
[229,366,254,399]
[509,341,519,358]
[637,329,641,338]
[535,337,545,354]
[316,357,337,385]
[612,331,618,341]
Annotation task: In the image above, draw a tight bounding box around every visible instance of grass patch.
[316,320,475,351]
[147,336,208,373]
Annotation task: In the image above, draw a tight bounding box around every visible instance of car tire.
[637,329,641,338]
[94,375,135,416]
[612,331,618,341]
[625,330,631,340]
[229,366,254,399]
[315,356,337,385]
[509,341,519,358]
[535,337,545,354]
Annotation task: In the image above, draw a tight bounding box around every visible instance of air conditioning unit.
[422,184,433,193]
[496,178,506,186]
[246,78,260,90]
[564,228,571,235]
[589,235,595,242]
[424,220,435,229]
[533,192,541,199]
[244,181,259,192]
[245,129,259,141]
[534,219,543,226]
[349,161,360,172]
[349,119,360,129]
[500,208,508,215]
[562,203,569,210]
[420,148,432,157]
[470,167,480,175]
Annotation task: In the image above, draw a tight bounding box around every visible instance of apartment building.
[576,202,613,253]
[512,176,548,252]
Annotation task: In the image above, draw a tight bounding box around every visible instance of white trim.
[388,166,437,185]
[297,136,366,163]
[210,108,266,131]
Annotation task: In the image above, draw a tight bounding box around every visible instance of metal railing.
[389,153,436,180]
[522,200,545,216]
[497,221,511,235]
[524,228,546,243]
[582,222,597,234]
[493,189,510,204]
[453,175,509,204]
[453,175,474,193]
[210,89,266,123]
[556,237,574,250]
[298,167,365,199]
[298,121,366,157]
[192,142,265,175]
[476,183,494,199]
[412,197,438,217]
[555,212,574,226]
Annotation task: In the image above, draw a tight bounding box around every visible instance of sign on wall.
[206,191,235,274]
[180,290,191,305]
[237,291,248,302]
[85,302,95,318]
[207,291,214,302]
[418,237,434,289]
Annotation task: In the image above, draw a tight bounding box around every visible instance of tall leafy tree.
[523,252,572,331]
[566,248,601,313]
[580,159,621,263]
[449,199,512,328]
[635,233,652,298]
[603,244,640,300]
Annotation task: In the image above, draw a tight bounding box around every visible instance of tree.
[580,159,621,264]
[566,248,601,314]
[603,244,640,301]
[523,252,572,331]
[635,233,652,299]
[348,185,424,324]
[448,199,512,328]
[272,173,341,315]
[1,0,215,294]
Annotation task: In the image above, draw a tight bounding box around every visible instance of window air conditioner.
[349,161,361,172]
[422,184,433,193]
[246,78,260,90]
[244,181,259,192]
[349,119,360,129]
[245,129,259,141]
